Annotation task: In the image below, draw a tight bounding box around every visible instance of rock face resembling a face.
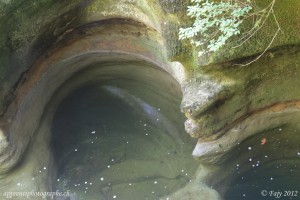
[182,47,300,163]
[180,47,300,199]
[0,0,300,200]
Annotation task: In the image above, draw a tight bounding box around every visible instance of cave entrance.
[50,61,198,200]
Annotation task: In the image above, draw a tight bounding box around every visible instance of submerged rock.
[0,0,299,199]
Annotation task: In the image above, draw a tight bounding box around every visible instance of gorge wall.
[0,0,300,199]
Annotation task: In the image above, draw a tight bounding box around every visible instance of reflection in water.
[51,85,198,200]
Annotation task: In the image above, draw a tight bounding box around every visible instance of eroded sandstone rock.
[0,0,300,199]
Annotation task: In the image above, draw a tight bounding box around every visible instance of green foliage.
[179,0,253,56]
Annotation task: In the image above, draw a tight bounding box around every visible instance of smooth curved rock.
[0,1,300,200]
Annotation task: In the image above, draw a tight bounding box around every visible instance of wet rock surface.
[0,0,300,200]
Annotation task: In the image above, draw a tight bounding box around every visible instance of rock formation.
[0,0,299,199]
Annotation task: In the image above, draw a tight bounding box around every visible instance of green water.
[222,126,300,200]
[51,85,198,200]
[224,161,300,200]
